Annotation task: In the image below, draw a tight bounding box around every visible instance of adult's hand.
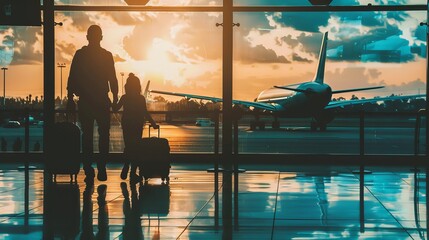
[66,98,76,112]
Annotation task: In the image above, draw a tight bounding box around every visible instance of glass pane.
[233,11,426,154]
[0,25,44,153]
[234,0,426,6]
[55,11,222,153]
[55,0,223,6]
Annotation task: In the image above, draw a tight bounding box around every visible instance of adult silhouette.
[67,25,119,183]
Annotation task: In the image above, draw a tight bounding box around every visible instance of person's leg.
[78,101,95,182]
[81,183,95,239]
[129,161,142,184]
[121,127,132,180]
[95,102,111,181]
[120,158,130,180]
[96,184,109,239]
[129,124,143,183]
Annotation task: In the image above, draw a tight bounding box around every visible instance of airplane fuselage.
[256,82,332,117]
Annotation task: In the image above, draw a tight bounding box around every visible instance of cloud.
[384,79,425,95]
[325,59,425,99]
[240,27,327,65]
[273,12,331,32]
[10,26,43,65]
[386,11,409,23]
[0,27,14,66]
[292,53,312,63]
[237,44,290,64]
[113,54,127,62]
[413,24,426,42]
[324,22,421,63]
[107,12,143,26]
[55,42,77,63]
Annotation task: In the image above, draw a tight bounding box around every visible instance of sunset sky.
[0,0,426,102]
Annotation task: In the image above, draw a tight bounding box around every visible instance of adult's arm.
[107,52,119,103]
[67,51,81,99]
[112,96,124,112]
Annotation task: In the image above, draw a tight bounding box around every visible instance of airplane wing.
[325,94,426,109]
[150,90,278,111]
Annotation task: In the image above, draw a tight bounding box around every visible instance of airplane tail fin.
[314,32,328,84]
[143,80,150,99]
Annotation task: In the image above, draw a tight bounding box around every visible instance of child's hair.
[124,73,141,95]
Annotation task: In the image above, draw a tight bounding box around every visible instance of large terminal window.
[0,0,426,155]
[0,23,43,152]
[54,9,222,153]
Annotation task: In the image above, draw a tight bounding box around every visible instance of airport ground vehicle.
[195,118,214,127]
[4,121,21,128]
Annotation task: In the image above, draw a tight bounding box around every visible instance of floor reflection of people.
[96,184,110,239]
[81,184,95,240]
[314,176,329,225]
[121,182,144,240]
[80,184,110,240]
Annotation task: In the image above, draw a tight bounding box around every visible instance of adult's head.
[125,73,142,95]
[86,25,103,45]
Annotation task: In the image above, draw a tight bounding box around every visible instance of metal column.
[222,0,233,238]
[42,0,55,239]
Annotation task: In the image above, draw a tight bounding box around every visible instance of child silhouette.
[114,73,158,183]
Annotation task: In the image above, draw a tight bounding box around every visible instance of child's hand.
[112,102,119,112]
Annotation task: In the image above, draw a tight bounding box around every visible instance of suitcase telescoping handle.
[148,125,160,138]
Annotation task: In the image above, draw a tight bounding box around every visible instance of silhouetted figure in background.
[67,25,119,183]
[12,137,22,151]
[113,73,157,183]
[33,141,41,152]
[121,182,144,240]
[1,137,6,151]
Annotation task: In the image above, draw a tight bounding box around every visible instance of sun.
[144,38,190,86]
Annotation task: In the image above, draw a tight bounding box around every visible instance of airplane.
[149,32,425,131]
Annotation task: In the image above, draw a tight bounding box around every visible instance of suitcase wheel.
[161,176,170,183]
[69,174,77,182]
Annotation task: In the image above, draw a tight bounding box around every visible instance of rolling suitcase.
[47,121,81,182]
[139,126,171,182]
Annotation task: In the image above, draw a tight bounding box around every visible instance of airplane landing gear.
[272,120,280,129]
[310,120,317,131]
[250,121,265,130]
[310,119,327,131]
[312,110,333,131]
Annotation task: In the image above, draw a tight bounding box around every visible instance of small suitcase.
[139,126,171,182]
[48,121,81,182]
[45,182,81,239]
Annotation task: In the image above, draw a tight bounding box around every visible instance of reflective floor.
[0,163,427,239]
